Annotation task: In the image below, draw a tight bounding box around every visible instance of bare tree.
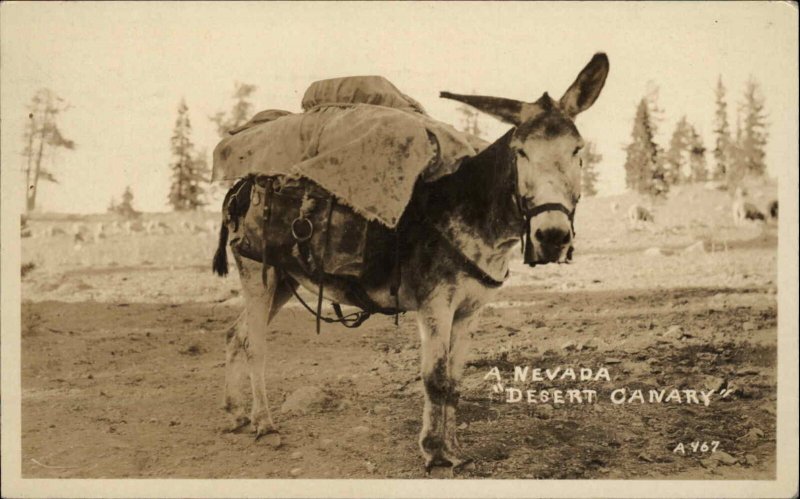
[22,89,76,212]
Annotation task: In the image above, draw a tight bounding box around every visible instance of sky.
[1,1,797,214]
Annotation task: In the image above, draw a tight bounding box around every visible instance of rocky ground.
[19,182,779,479]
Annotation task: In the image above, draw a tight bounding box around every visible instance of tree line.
[20,83,258,215]
[623,76,769,198]
[34,75,759,213]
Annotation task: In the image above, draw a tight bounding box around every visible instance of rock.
[349,425,370,435]
[581,338,600,350]
[372,404,390,415]
[365,461,377,473]
[319,438,334,448]
[289,467,302,477]
[700,458,717,469]
[711,451,738,465]
[637,453,653,463]
[703,376,726,392]
[683,241,706,254]
[604,357,623,364]
[664,325,684,339]
[742,321,757,332]
[736,367,760,375]
[280,386,331,415]
[458,422,468,430]
[742,428,765,442]
[290,451,302,460]
[644,247,663,257]
[561,341,577,351]
[536,405,554,419]
[743,454,758,466]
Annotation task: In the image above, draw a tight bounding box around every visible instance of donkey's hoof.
[424,454,473,476]
[254,428,282,448]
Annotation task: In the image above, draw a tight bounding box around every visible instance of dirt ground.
[19,182,778,479]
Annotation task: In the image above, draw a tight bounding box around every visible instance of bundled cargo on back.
[212,75,486,227]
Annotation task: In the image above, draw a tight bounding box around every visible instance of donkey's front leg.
[418,297,467,472]
[444,309,480,456]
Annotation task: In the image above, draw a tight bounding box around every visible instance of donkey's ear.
[559,53,609,117]
[440,92,525,125]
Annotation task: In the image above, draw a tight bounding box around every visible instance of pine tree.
[22,89,76,212]
[727,112,748,189]
[623,98,667,197]
[110,186,140,218]
[664,116,691,185]
[168,99,208,211]
[210,82,258,138]
[687,126,708,182]
[712,76,733,181]
[738,77,768,177]
[580,141,602,196]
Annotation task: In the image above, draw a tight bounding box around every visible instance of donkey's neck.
[428,130,520,239]
[410,130,522,281]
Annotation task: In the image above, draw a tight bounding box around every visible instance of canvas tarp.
[212,76,488,227]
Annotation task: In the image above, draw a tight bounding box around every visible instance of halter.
[510,153,577,266]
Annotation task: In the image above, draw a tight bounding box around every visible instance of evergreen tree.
[168,99,208,211]
[623,98,668,197]
[581,141,602,196]
[21,88,76,212]
[712,76,733,181]
[110,186,140,218]
[738,77,769,177]
[210,82,258,138]
[727,112,748,189]
[664,116,691,185]
[644,81,666,137]
[687,126,708,182]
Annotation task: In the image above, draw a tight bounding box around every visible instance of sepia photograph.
[1,2,797,497]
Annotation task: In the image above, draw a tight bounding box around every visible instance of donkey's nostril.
[538,228,571,247]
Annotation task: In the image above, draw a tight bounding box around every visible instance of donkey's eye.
[517,149,529,160]
[572,146,583,156]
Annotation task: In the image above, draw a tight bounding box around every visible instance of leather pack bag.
[233,175,394,283]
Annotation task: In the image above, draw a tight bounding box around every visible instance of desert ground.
[19,181,778,479]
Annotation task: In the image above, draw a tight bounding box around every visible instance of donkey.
[214,53,609,472]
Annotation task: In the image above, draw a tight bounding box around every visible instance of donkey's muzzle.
[523,207,574,266]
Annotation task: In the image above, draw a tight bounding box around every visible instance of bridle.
[509,150,577,266]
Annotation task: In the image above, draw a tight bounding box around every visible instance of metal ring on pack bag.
[251,189,261,206]
[291,217,313,242]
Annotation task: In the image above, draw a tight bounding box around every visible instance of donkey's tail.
[212,222,229,276]
[212,176,253,277]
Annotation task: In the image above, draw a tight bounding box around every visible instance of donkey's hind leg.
[222,311,251,433]
[234,254,294,443]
